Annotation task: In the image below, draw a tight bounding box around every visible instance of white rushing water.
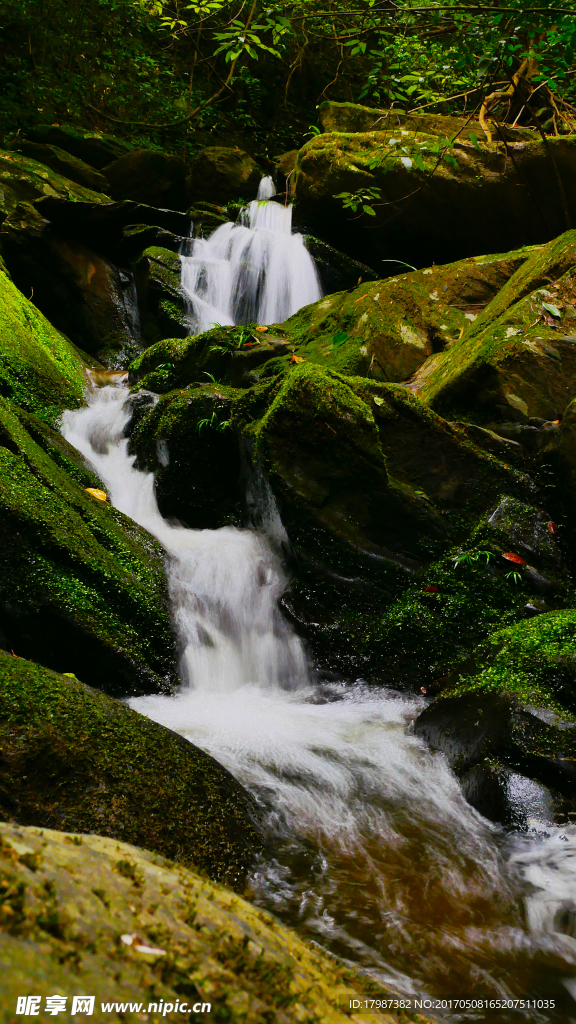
[61,384,576,1021]
[180,175,322,334]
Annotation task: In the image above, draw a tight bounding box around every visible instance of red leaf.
[502,552,526,565]
[423,586,439,593]
[548,521,557,535]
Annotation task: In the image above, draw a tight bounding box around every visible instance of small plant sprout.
[197,412,230,435]
[453,550,494,569]
[505,570,523,585]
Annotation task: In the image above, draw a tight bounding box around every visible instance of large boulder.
[292,122,576,268]
[278,245,537,383]
[188,146,263,204]
[317,100,539,142]
[0,396,176,696]
[16,142,110,194]
[0,653,261,883]
[0,150,110,210]
[0,264,88,423]
[103,149,188,210]
[408,230,576,422]
[25,124,133,168]
[0,821,411,1022]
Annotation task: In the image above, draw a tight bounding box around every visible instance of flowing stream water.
[61,185,576,1022]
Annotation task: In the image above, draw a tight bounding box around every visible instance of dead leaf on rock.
[85,488,108,503]
[290,355,303,364]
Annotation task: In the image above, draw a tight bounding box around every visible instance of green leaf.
[363,205,376,216]
[333,331,348,348]
[469,132,482,151]
[542,302,561,317]
[373,396,385,406]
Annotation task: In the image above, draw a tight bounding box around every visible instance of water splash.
[61,383,576,1019]
[180,176,321,334]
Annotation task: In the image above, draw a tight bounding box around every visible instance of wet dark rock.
[460,764,554,829]
[103,149,188,211]
[0,652,262,885]
[16,142,110,194]
[128,384,243,529]
[303,235,379,292]
[474,496,563,570]
[188,146,263,204]
[187,201,230,237]
[134,245,189,344]
[24,124,133,169]
[35,196,191,240]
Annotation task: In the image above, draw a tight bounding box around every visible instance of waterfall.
[180,176,322,335]
[62,384,576,1018]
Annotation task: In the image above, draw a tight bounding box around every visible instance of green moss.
[0,267,89,423]
[445,609,576,718]
[0,653,261,885]
[0,150,111,205]
[0,395,176,695]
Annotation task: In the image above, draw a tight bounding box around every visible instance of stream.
[60,183,576,1023]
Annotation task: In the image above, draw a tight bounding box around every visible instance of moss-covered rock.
[16,142,110,194]
[409,230,576,421]
[135,246,189,345]
[0,822,423,1023]
[317,100,539,143]
[25,124,133,169]
[129,326,293,392]
[0,264,89,423]
[0,655,261,885]
[292,126,576,268]
[128,384,243,528]
[275,246,537,383]
[0,396,176,695]
[414,610,576,819]
[187,147,263,205]
[302,235,379,293]
[103,150,188,211]
[0,150,110,207]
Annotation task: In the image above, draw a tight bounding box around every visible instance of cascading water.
[180,175,322,334]
[62,385,576,1023]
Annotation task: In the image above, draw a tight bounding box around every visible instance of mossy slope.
[0,653,261,886]
[0,395,176,696]
[410,230,576,421]
[0,265,89,423]
[0,822,426,1023]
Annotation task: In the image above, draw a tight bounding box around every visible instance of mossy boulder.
[292,126,576,268]
[188,147,263,204]
[187,200,230,237]
[409,230,576,422]
[0,150,110,208]
[0,395,176,696]
[414,611,576,817]
[0,654,261,885]
[317,100,539,143]
[0,264,89,423]
[25,124,133,169]
[128,384,243,529]
[303,234,379,292]
[0,822,423,1024]
[103,150,188,211]
[276,245,537,383]
[16,142,110,194]
[129,326,293,392]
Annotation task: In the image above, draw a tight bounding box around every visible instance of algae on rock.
[0,821,424,1024]
[0,653,261,885]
